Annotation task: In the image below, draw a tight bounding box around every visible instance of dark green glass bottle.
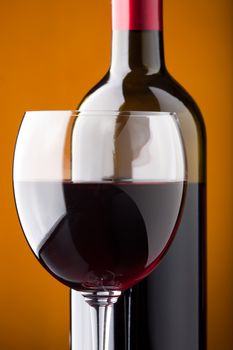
[74,1,206,349]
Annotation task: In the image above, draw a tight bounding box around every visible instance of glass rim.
[23,110,177,117]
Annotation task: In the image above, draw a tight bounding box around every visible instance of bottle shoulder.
[78,70,204,125]
[161,71,206,131]
[78,70,206,183]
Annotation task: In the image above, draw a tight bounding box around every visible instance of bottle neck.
[110,0,165,75]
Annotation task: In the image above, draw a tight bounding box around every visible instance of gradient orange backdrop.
[0,0,232,349]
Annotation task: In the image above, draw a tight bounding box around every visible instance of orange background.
[0,0,232,349]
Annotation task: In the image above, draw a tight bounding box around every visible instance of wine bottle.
[71,1,206,349]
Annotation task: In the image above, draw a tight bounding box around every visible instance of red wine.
[16,181,185,291]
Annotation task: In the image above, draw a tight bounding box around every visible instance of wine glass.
[13,110,187,350]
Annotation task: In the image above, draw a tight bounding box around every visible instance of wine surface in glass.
[15,181,185,291]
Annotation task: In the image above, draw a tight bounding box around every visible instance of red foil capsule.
[112,0,163,31]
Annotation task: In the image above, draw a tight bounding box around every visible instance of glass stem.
[82,291,121,350]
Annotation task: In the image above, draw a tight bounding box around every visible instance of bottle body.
[72,1,206,349]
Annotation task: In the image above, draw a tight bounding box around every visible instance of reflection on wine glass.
[13,111,186,350]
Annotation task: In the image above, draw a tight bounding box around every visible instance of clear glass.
[13,111,187,350]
